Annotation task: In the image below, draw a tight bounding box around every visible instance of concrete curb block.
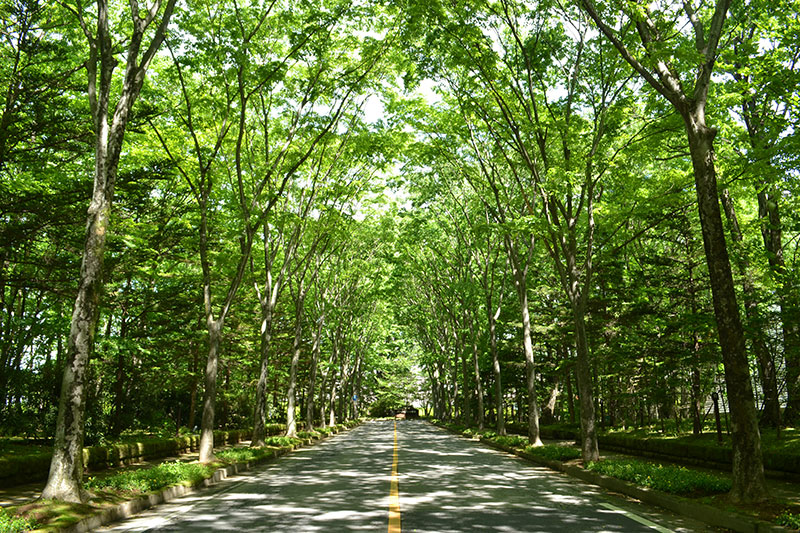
[475,436,790,533]
[55,424,360,533]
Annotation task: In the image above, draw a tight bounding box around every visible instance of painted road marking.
[599,502,673,532]
[388,420,401,533]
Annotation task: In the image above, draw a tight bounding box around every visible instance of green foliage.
[776,511,800,529]
[586,459,732,496]
[490,435,528,449]
[85,461,214,493]
[215,447,276,464]
[262,436,302,448]
[0,508,37,533]
[523,445,581,462]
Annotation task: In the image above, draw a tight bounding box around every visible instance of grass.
[586,459,732,496]
[0,508,38,533]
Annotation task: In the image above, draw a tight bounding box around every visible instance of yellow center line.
[388,420,401,533]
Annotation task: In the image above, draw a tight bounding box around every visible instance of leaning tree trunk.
[720,189,781,427]
[41,189,110,503]
[686,120,767,502]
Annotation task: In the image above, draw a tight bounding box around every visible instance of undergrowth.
[85,461,214,493]
[0,508,37,533]
[524,444,581,461]
[586,459,731,496]
[777,511,800,530]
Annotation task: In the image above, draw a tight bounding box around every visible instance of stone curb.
[429,422,789,533]
[47,424,359,533]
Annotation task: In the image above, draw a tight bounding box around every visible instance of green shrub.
[586,459,731,495]
[777,511,800,530]
[0,508,37,533]
[215,447,275,464]
[296,431,319,440]
[524,445,581,462]
[491,435,528,449]
[85,461,214,493]
[262,436,301,448]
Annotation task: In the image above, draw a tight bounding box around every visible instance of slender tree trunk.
[306,315,324,431]
[286,286,305,437]
[187,345,199,431]
[565,358,575,425]
[542,375,560,425]
[519,286,542,446]
[686,121,767,502]
[252,300,274,446]
[489,300,504,435]
[572,299,599,460]
[198,319,222,462]
[471,321,484,430]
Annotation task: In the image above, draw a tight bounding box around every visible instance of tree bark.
[686,122,767,502]
[286,282,306,438]
[306,314,324,431]
[489,297,504,435]
[198,320,222,462]
[720,189,780,427]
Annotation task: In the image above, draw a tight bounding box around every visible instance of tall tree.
[581,0,768,502]
[41,0,176,503]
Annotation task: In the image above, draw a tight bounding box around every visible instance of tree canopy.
[1,0,799,504]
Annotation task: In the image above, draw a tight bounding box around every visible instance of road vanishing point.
[98,420,717,532]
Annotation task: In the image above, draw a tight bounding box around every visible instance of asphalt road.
[98,420,716,532]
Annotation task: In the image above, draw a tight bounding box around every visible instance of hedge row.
[536,426,800,475]
[0,424,285,488]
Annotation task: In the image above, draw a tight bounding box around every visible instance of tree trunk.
[306,315,324,431]
[686,121,767,502]
[542,375,560,425]
[720,189,780,427]
[565,359,575,425]
[187,345,199,431]
[471,325,484,430]
[489,300,504,435]
[520,287,542,446]
[198,319,222,463]
[572,300,599,461]
[40,203,108,502]
[252,301,274,446]
[285,286,305,438]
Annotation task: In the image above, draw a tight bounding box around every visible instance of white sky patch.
[363,94,385,124]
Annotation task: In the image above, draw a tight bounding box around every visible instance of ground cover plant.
[0,508,37,533]
[777,511,800,530]
[85,461,216,493]
[586,459,732,496]
[524,444,582,462]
